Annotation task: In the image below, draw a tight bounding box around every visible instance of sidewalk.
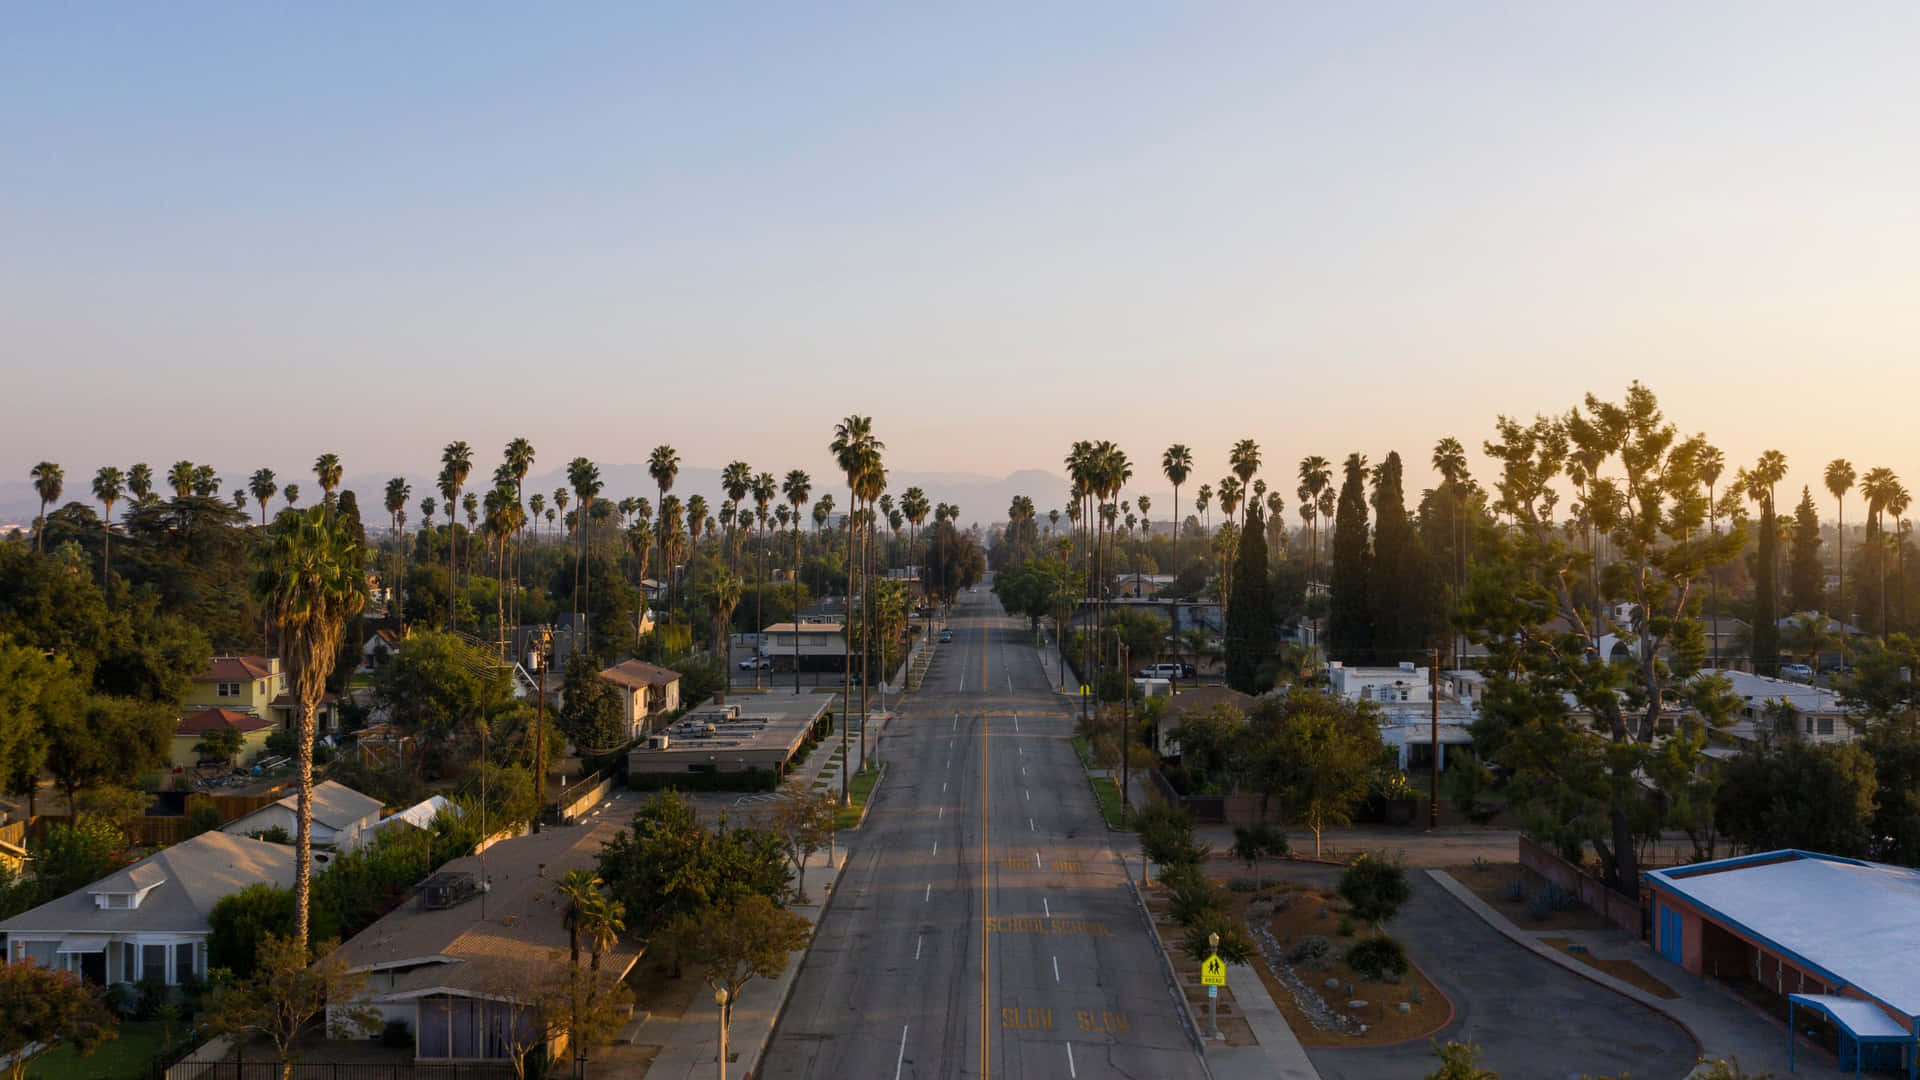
[620,846,848,1080]
[1428,870,1849,1080]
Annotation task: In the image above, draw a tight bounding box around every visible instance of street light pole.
[715,988,730,1080]
[533,625,551,834]
[1430,647,1440,830]
[1120,643,1132,823]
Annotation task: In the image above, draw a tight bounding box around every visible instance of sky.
[5,2,1918,514]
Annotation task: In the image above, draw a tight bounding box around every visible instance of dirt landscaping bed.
[1444,861,1616,932]
[1143,889,1257,1047]
[1538,936,1679,999]
[1240,881,1451,1047]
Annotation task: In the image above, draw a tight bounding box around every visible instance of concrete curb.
[1426,869,1707,1056]
[836,761,888,832]
[1123,866,1217,1078]
[741,850,850,1080]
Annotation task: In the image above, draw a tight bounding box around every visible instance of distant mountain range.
[0,465,1088,532]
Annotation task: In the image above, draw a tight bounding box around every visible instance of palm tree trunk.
[447,508,458,630]
[294,701,315,951]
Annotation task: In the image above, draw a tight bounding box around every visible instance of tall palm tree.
[580,890,626,982]
[784,470,813,692]
[852,458,887,737]
[1161,445,1192,578]
[440,442,473,629]
[1195,483,1212,539]
[283,483,300,508]
[1699,444,1725,659]
[529,492,547,545]
[30,462,62,552]
[249,469,279,527]
[503,437,536,631]
[166,460,195,500]
[126,462,153,507]
[567,458,603,649]
[554,867,600,970]
[1826,459,1856,621]
[250,506,368,951]
[91,466,124,588]
[1228,439,1261,527]
[1753,450,1789,622]
[1296,456,1330,578]
[722,461,753,568]
[627,518,654,643]
[1430,438,1469,661]
[383,477,411,550]
[831,416,884,786]
[648,445,681,612]
[749,472,778,688]
[312,453,342,513]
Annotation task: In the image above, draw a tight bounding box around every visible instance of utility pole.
[1430,647,1441,830]
[1120,643,1132,822]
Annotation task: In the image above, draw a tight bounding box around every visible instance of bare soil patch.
[1444,861,1615,933]
[1538,935,1679,999]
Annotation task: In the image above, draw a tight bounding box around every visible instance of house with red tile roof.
[168,707,275,769]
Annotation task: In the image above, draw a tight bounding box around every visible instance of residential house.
[1153,685,1254,758]
[1326,660,1431,706]
[169,708,275,770]
[358,628,405,674]
[220,780,385,850]
[596,660,683,740]
[1695,668,1862,746]
[184,655,341,735]
[0,831,298,986]
[363,796,456,844]
[1115,573,1177,599]
[328,812,642,1062]
[760,620,850,672]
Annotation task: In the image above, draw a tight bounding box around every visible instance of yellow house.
[183,656,285,714]
[597,660,683,741]
[171,708,276,770]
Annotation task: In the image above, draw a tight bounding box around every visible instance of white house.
[0,832,297,987]
[1695,668,1862,745]
[358,629,405,674]
[596,660,683,740]
[221,780,385,850]
[1326,660,1432,706]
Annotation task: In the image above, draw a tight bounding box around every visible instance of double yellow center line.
[979,703,991,1079]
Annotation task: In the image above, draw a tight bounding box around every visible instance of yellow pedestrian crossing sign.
[1201,955,1227,986]
[1079,685,1092,697]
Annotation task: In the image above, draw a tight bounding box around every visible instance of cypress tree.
[1367,451,1430,656]
[1789,486,1824,614]
[1328,453,1373,662]
[1224,501,1274,693]
[1753,501,1779,675]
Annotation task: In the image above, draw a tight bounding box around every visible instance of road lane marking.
[953,715,958,731]
[1066,1042,1077,1078]
[999,1006,1053,1031]
[1022,765,1027,775]
[946,759,951,769]
[1034,851,1042,869]
[1043,897,1051,917]
[939,807,944,819]
[933,841,938,856]
[942,781,947,792]
[915,935,923,960]
[895,1024,909,1080]
[925,883,931,902]
[1025,789,1030,801]
[1014,715,1020,732]
[980,700,991,1079]
[1077,1010,1131,1034]
[1053,955,1060,983]
[1029,817,1034,831]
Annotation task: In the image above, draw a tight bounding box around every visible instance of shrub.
[184,803,225,838]
[1426,1040,1498,1080]
[1180,913,1256,966]
[1169,875,1229,928]
[135,976,170,1020]
[382,1018,413,1048]
[250,825,293,845]
[1286,934,1335,969]
[1503,877,1526,903]
[1336,915,1356,937]
[1347,935,1410,982]
[1339,852,1412,926]
[1528,893,1552,921]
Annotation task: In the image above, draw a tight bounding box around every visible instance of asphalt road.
[762,582,1208,1080]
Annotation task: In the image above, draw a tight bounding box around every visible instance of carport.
[1788,994,1917,1078]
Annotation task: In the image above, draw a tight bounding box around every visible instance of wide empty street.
[762,583,1206,1080]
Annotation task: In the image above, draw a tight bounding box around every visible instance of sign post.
[1202,937,1226,1039]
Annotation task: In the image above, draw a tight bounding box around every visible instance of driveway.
[1271,866,1698,1080]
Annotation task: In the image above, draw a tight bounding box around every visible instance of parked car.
[938,629,953,643]
[1779,663,1813,681]
[738,656,772,670]
[1134,663,1193,680]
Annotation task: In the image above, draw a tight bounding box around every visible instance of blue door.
[1658,904,1683,964]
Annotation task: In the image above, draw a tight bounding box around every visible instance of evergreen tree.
[1789,486,1824,614]
[1752,502,1779,675]
[1328,453,1373,661]
[1224,502,1274,693]
[1367,451,1430,656]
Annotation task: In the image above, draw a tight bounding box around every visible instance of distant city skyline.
[7,3,1917,510]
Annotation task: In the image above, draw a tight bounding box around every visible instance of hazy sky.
[6,2,1917,508]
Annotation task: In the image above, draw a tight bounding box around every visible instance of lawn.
[1088,776,1130,830]
[834,762,884,830]
[28,1020,172,1080]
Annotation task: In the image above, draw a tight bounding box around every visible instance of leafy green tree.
[1225,502,1275,693]
[371,629,514,747]
[1257,693,1381,857]
[1425,1040,1499,1080]
[1713,739,1876,856]
[0,958,116,1080]
[208,882,298,977]
[770,778,839,903]
[659,893,811,1028]
[1170,703,1249,795]
[43,692,171,814]
[194,724,247,767]
[1231,822,1286,888]
[991,557,1079,635]
[1328,453,1372,661]
[1789,486,1825,615]
[1339,852,1412,927]
[596,791,791,940]
[203,934,378,1080]
[25,817,128,900]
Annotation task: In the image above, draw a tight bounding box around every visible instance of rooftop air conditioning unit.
[649,734,671,750]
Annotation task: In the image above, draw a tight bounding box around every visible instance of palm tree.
[166,460,195,500]
[1228,439,1261,527]
[250,506,368,951]
[580,890,626,983]
[529,492,547,545]
[440,442,473,628]
[697,564,744,687]
[312,453,342,513]
[627,518,654,643]
[554,867,600,970]
[723,461,753,568]
[91,466,124,587]
[383,477,411,551]
[126,462,153,507]
[648,445,681,612]
[568,457,603,648]
[1826,459,1856,621]
[784,470,813,692]
[30,462,62,552]
[852,457,887,734]
[748,472,778,688]
[1297,456,1330,574]
[1430,439,1469,661]
[503,437,536,631]
[249,469,279,527]
[283,483,300,508]
[1161,445,1191,578]
[831,416,883,787]
[1696,443,1725,660]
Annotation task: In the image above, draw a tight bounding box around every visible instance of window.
[1804,717,1814,734]
[121,943,135,982]
[217,682,240,697]
[142,944,167,982]
[1818,717,1835,736]
[174,942,196,982]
